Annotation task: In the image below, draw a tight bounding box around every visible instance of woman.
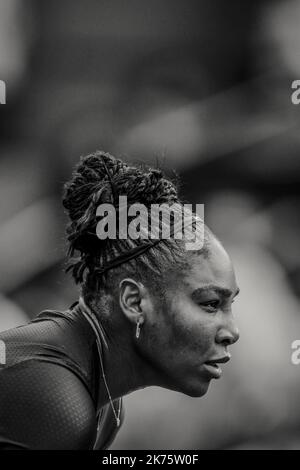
[0,151,239,450]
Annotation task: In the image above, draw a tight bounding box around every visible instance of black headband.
[93,238,162,275]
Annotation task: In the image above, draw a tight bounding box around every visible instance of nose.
[216,316,240,347]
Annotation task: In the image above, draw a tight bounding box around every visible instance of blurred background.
[0,0,300,449]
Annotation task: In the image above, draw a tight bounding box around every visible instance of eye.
[200,300,221,313]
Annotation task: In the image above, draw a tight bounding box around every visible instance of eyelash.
[200,300,220,312]
[200,298,235,313]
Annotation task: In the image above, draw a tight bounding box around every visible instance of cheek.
[163,298,217,357]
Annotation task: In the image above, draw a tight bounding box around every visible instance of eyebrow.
[191,285,240,300]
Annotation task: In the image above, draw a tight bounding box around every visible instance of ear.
[119,278,150,326]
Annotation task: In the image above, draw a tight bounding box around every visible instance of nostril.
[216,323,240,346]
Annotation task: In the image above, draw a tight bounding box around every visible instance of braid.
[62,150,202,295]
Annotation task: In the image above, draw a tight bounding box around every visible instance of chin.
[175,377,211,398]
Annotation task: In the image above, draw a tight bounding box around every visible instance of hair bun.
[62,150,180,282]
[62,151,125,220]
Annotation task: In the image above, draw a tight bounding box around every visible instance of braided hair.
[62,151,206,301]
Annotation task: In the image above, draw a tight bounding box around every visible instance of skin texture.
[93,234,240,407]
[138,236,240,397]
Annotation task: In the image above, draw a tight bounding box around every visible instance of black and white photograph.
[0,0,300,454]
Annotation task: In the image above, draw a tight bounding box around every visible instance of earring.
[136,318,142,339]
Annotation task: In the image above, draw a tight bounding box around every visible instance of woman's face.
[143,237,240,397]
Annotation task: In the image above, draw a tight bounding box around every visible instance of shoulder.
[0,360,97,449]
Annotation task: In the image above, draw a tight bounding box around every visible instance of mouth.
[202,355,231,379]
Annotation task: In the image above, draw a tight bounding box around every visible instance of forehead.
[185,237,238,292]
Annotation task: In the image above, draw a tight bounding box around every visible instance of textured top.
[0,302,124,450]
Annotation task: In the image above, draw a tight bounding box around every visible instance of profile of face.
[138,236,240,398]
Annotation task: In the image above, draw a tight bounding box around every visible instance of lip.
[202,355,231,379]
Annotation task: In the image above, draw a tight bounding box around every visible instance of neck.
[79,297,158,409]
